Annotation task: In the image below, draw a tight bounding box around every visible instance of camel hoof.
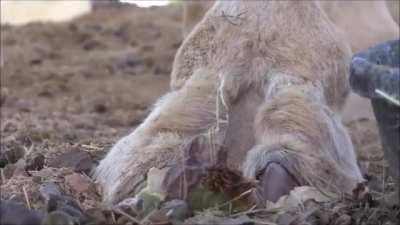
[258,151,302,203]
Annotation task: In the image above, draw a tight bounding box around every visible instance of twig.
[294,207,319,223]
[215,188,253,210]
[111,211,117,224]
[230,203,256,217]
[22,186,31,210]
[375,89,400,106]
[0,168,6,183]
[24,142,35,157]
[114,208,142,225]
[81,144,103,151]
[209,128,216,164]
[366,207,379,222]
[230,207,283,217]
[0,36,4,68]
[182,144,188,199]
[140,209,158,225]
[220,10,247,26]
[382,162,386,193]
[250,219,277,225]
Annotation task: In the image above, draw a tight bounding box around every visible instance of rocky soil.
[1,3,398,225]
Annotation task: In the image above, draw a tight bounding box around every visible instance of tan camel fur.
[182,1,399,43]
[182,0,399,122]
[93,1,375,204]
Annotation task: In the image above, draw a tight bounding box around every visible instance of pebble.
[39,183,62,201]
[162,199,191,221]
[13,159,28,177]
[47,150,93,174]
[3,163,16,179]
[1,146,25,166]
[65,173,93,193]
[25,153,45,171]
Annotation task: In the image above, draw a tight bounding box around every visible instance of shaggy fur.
[182,1,399,46]
[181,1,400,123]
[95,1,371,204]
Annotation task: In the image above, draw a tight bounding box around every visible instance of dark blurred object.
[90,0,121,9]
[350,39,399,187]
[25,153,45,171]
[0,200,43,225]
[44,194,87,225]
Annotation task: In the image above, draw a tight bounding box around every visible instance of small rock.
[14,99,33,112]
[143,56,154,67]
[37,90,53,98]
[382,191,399,208]
[333,214,351,225]
[29,58,43,66]
[276,212,297,225]
[364,173,384,192]
[2,145,25,165]
[48,150,93,174]
[115,54,141,70]
[0,153,8,167]
[29,130,51,142]
[154,66,169,75]
[146,210,170,225]
[117,197,143,211]
[13,159,28,176]
[42,210,77,225]
[93,104,107,113]
[25,153,45,171]
[82,39,102,51]
[3,163,16,179]
[39,183,62,201]
[1,121,18,134]
[184,214,253,225]
[0,87,8,106]
[68,23,78,32]
[161,199,191,221]
[140,45,154,52]
[85,208,108,225]
[352,182,369,201]
[46,194,87,224]
[171,41,182,49]
[116,213,139,225]
[47,194,83,214]
[65,173,94,193]
[32,176,42,183]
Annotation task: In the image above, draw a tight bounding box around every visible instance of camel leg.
[243,78,364,202]
[94,69,218,204]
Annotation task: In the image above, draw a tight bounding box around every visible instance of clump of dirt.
[0,3,397,225]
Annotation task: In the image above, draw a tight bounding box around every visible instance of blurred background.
[0,0,183,183]
[1,0,170,25]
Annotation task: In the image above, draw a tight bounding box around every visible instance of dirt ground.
[1,3,180,161]
[0,4,398,225]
